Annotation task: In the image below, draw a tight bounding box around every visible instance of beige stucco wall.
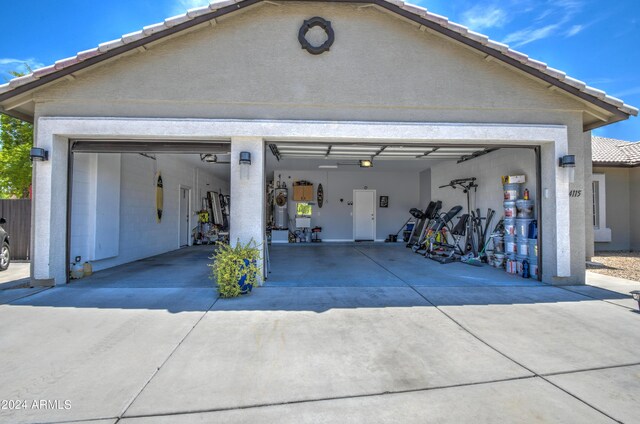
[584,132,594,259]
[30,2,591,282]
[630,168,640,251]
[594,167,631,251]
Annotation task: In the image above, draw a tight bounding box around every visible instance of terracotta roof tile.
[592,136,640,166]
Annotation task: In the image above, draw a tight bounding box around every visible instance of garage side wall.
[71,153,229,272]
[430,149,537,232]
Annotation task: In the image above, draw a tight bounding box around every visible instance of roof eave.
[0,106,34,124]
[593,161,640,168]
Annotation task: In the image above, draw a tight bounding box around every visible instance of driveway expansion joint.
[117,294,221,421]
[119,375,538,420]
[354,246,626,424]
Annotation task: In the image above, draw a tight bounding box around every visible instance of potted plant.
[209,239,261,297]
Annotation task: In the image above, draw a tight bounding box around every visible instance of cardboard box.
[501,175,526,184]
[293,184,314,201]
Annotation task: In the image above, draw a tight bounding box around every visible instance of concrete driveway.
[0,262,30,288]
[0,245,639,424]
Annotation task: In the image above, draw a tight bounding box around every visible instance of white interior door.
[179,188,190,246]
[353,190,376,241]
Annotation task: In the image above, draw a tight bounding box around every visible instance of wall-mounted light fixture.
[239,151,252,165]
[29,147,49,162]
[631,290,640,311]
[359,159,373,168]
[559,155,576,168]
[559,154,576,183]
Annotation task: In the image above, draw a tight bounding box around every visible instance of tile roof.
[0,0,638,119]
[592,136,640,166]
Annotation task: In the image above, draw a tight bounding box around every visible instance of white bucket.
[503,183,521,201]
[504,201,517,219]
[506,259,518,274]
[493,253,505,268]
[493,235,504,253]
[531,263,539,279]
[503,219,516,236]
[516,199,535,218]
[504,235,517,254]
[515,218,533,238]
[516,237,529,256]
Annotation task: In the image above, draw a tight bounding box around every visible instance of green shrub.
[209,239,261,298]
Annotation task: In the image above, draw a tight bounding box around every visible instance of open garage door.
[66,139,232,285]
[264,141,542,286]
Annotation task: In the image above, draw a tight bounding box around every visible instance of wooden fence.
[0,199,31,260]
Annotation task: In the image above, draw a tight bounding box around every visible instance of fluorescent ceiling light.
[277,145,327,150]
[384,147,433,152]
[319,165,338,169]
[378,152,424,156]
[332,146,382,151]
[435,148,480,152]
[279,150,327,155]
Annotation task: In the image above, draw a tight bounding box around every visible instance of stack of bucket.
[503,182,537,278]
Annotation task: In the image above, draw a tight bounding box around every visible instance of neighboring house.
[0,0,637,286]
[591,136,640,251]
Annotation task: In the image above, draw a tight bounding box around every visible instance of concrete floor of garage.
[0,244,639,424]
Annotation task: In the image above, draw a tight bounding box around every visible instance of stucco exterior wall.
[33,3,584,121]
[593,167,631,252]
[28,2,591,283]
[584,132,594,259]
[629,168,640,251]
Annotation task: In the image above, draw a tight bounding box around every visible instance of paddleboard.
[156,172,163,222]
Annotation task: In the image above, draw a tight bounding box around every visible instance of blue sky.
[1,0,638,140]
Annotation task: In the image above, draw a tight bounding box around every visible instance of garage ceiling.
[268,143,498,163]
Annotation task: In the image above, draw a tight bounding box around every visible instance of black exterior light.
[631,290,640,311]
[559,155,576,168]
[559,154,576,183]
[239,151,251,165]
[359,159,373,168]
[30,147,49,162]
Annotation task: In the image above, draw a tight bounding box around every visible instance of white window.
[592,174,611,242]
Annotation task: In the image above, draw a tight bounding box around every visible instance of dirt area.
[587,251,640,282]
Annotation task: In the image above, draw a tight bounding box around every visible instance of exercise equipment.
[425,207,465,264]
[406,201,442,248]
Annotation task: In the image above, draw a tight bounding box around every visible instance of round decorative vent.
[298,17,334,55]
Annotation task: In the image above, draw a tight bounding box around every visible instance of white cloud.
[461,5,508,31]
[565,24,584,37]
[501,0,584,47]
[503,23,560,47]
[612,86,640,99]
[0,58,44,81]
[171,0,211,15]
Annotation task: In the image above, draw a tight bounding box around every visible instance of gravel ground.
[587,251,640,282]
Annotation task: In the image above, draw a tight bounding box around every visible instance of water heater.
[274,188,289,229]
